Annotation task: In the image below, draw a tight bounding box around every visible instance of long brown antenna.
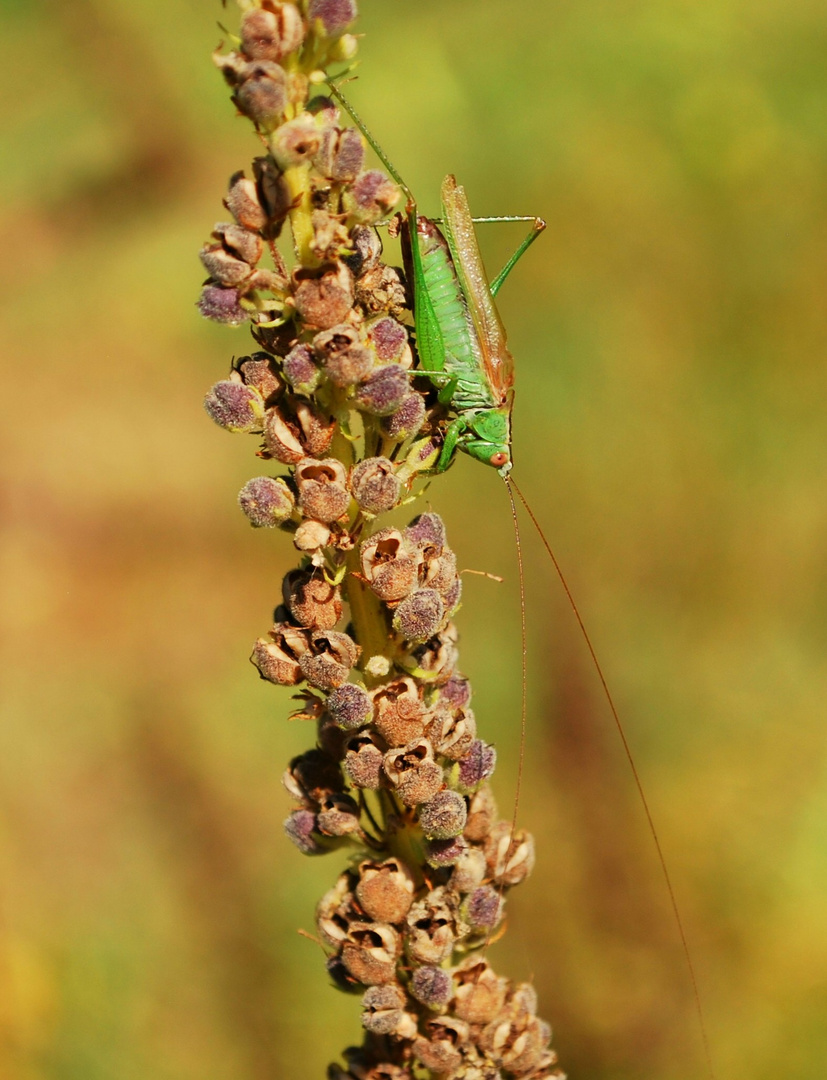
[509,476,716,1080]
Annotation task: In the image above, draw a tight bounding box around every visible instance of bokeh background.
[2,0,826,1077]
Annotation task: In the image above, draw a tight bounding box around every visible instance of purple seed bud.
[344,169,400,224]
[381,392,426,442]
[235,61,288,128]
[368,317,408,363]
[393,588,445,644]
[327,683,373,731]
[440,673,471,710]
[464,884,504,932]
[350,457,401,515]
[410,966,453,1009]
[284,808,325,854]
[204,380,265,432]
[238,476,295,527]
[405,512,446,553]
[425,835,469,868]
[197,284,248,325]
[240,5,304,62]
[355,365,409,416]
[308,0,358,37]
[419,790,467,840]
[283,343,321,394]
[456,740,497,794]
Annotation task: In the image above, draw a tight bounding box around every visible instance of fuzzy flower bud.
[238,476,295,527]
[234,61,289,129]
[295,457,351,523]
[405,512,446,554]
[344,170,400,225]
[343,731,384,790]
[425,835,469,868]
[410,965,453,1010]
[484,821,536,886]
[381,392,426,442]
[354,365,409,417]
[327,683,372,731]
[341,922,400,986]
[456,739,497,794]
[283,568,343,630]
[350,457,401,515]
[197,284,248,325]
[367,316,409,364]
[283,342,321,395]
[299,629,360,690]
[293,519,331,554]
[382,739,443,807]
[308,0,358,37]
[462,884,505,934]
[393,588,445,644]
[204,379,265,432]
[359,529,419,602]
[283,808,326,854]
[355,858,415,924]
[419,789,467,840]
[240,5,304,62]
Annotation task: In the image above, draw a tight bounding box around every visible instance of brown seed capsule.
[240,4,304,62]
[344,170,400,225]
[225,170,268,231]
[453,958,508,1024]
[359,529,419,602]
[293,400,336,458]
[382,739,443,807]
[293,262,354,330]
[361,983,413,1036]
[343,731,385,790]
[381,392,427,442]
[212,221,264,266]
[316,872,358,948]
[354,262,407,317]
[283,747,343,806]
[341,922,399,986]
[314,125,365,183]
[317,792,361,836]
[199,242,253,287]
[270,114,321,169]
[405,512,446,555]
[204,379,265,432]
[235,61,289,129]
[404,887,458,965]
[238,476,295,527]
[480,984,549,1077]
[393,588,445,644]
[310,208,352,263]
[419,789,467,840]
[371,677,426,747]
[345,224,383,277]
[263,405,305,464]
[449,844,488,893]
[426,704,476,761]
[403,622,459,685]
[314,323,374,387]
[484,821,536,886]
[355,858,415,924]
[252,155,293,234]
[295,457,351,523]
[464,784,498,843]
[236,352,284,403]
[283,568,342,630]
[251,623,310,685]
[327,683,373,731]
[412,1017,470,1074]
[350,457,401,515]
[299,629,360,691]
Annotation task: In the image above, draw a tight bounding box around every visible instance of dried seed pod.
[355,858,415,924]
[293,400,336,457]
[314,125,365,183]
[197,284,248,325]
[359,529,419,602]
[317,792,361,836]
[308,0,358,37]
[361,983,413,1036]
[283,808,325,854]
[235,61,289,129]
[381,392,426,442]
[293,262,354,330]
[293,518,332,554]
[270,114,322,169]
[316,872,358,948]
[199,241,253,286]
[299,629,360,690]
[327,683,372,731]
[426,704,476,761]
[403,622,459,685]
[344,170,400,225]
[314,325,374,387]
[251,623,310,685]
[412,1017,470,1074]
[283,342,321,394]
[366,316,409,364]
[404,887,458,965]
[462,884,505,934]
[252,155,293,233]
[382,739,443,807]
[343,731,385,790]
[295,457,351,523]
[240,4,304,62]
[345,224,383,277]
[464,783,498,843]
[350,457,401,515]
[410,965,453,1009]
[484,821,536,887]
[354,262,407,317]
[341,922,399,986]
[283,568,343,630]
[419,789,467,840]
[225,170,268,231]
[310,208,352,263]
[371,677,426,747]
[354,364,409,417]
[236,352,284,402]
[238,475,295,527]
[405,512,446,555]
[456,739,497,794]
[449,844,488,893]
[425,835,469,869]
[283,747,343,805]
[480,984,550,1077]
[453,958,508,1024]
[393,588,445,643]
[263,405,305,463]
[204,379,265,432]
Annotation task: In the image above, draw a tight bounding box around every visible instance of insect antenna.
[508,476,716,1080]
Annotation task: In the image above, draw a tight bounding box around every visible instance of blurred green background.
[1,0,826,1077]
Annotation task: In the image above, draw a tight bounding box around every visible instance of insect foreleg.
[437,415,469,472]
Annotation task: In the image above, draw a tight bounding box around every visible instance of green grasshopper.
[328,84,545,476]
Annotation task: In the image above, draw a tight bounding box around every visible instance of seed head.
[235,352,284,402]
[392,588,445,644]
[381,392,426,442]
[412,1018,470,1074]
[453,958,508,1024]
[410,965,453,1010]
[350,457,401,515]
[314,126,365,183]
[370,677,426,747]
[293,263,354,330]
[419,789,467,840]
[293,519,332,554]
[341,922,400,985]
[283,568,343,630]
[283,343,321,395]
[484,821,536,886]
[240,5,304,62]
[270,114,322,169]
[355,858,415,924]
[234,61,289,129]
[293,400,336,458]
[366,316,409,364]
[405,512,446,555]
[449,844,487,893]
[204,379,265,432]
[299,629,360,690]
[354,364,409,416]
[359,529,419,602]
[343,731,384,790]
[361,983,414,1037]
[225,170,268,231]
[295,457,351,523]
[404,887,458,965]
[327,683,372,731]
[251,623,309,685]
[263,406,306,464]
[440,672,472,710]
[345,224,383,277]
[382,739,443,807]
[317,792,361,836]
[464,784,498,843]
[456,739,497,794]
[403,622,458,685]
[426,703,477,761]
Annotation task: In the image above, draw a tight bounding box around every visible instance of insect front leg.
[436,415,469,472]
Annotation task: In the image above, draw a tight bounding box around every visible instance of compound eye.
[489,451,509,468]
